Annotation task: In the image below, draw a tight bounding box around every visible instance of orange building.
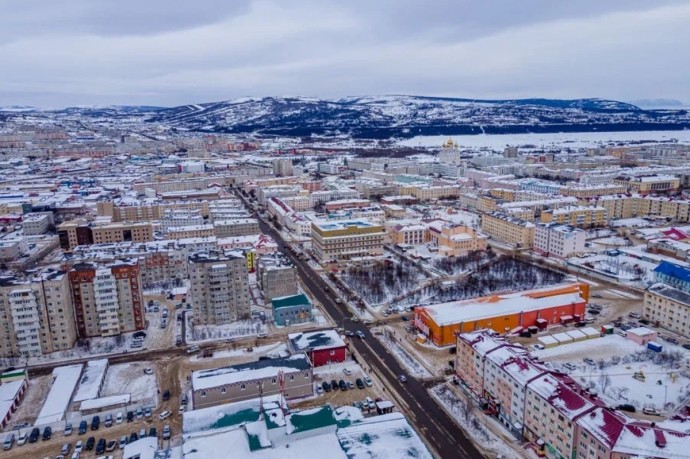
[414,283,589,346]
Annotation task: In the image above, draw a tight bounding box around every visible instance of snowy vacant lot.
[341,258,427,306]
[102,362,157,406]
[568,251,654,285]
[535,336,690,413]
[394,256,565,306]
[432,249,495,275]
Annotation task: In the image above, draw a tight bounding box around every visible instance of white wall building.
[533,223,586,258]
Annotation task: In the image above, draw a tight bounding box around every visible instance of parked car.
[356,378,365,389]
[331,379,338,391]
[119,436,127,449]
[583,357,596,366]
[143,368,153,375]
[42,426,52,441]
[564,363,578,371]
[162,390,170,401]
[28,427,40,443]
[136,407,143,420]
[316,384,324,394]
[355,330,366,339]
[159,410,171,420]
[126,411,134,423]
[364,376,373,387]
[347,381,354,389]
[617,404,636,413]
[91,415,100,431]
[139,428,147,438]
[339,379,347,391]
[322,381,331,392]
[162,424,171,440]
[3,433,15,450]
[149,427,157,438]
[532,344,545,351]
[16,432,27,445]
[115,412,123,424]
[186,345,200,354]
[343,368,352,375]
[75,440,83,452]
[129,432,138,443]
[179,405,186,414]
[104,414,113,427]
[61,442,72,454]
[70,452,80,459]
[85,436,95,451]
[64,423,73,436]
[106,440,117,451]
[144,407,152,418]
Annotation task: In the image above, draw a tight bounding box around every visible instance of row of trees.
[342,259,423,305]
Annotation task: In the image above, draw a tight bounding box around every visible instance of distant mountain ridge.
[3,95,690,139]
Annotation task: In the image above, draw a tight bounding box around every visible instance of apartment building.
[213,218,260,238]
[68,260,146,338]
[189,251,251,325]
[160,209,204,233]
[594,195,690,222]
[427,223,488,257]
[524,373,597,459]
[272,158,294,176]
[166,224,215,240]
[613,174,680,195]
[311,219,386,263]
[540,206,608,228]
[279,195,312,211]
[399,184,461,201]
[310,189,361,207]
[534,223,586,258]
[256,254,298,301]
[256,186,303,206]
[58,220,153,251]
[21,213,53,235]
[652,261,690,293]
[559,184,627,198]
[643,283,690,338]
[481,213,535,248]
[132,176,233,194]
[0,270,77,358]
[98,199,242,222]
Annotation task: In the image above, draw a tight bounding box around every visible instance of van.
[616,330,627,338]
[3,433,15,450]
[186,345,200,354]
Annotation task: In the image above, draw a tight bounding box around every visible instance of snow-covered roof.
[35,364,83,426]
[288,329,345,352]
[626,326,656,337]
[80,394,130,411]
[614,424,690,457]
[0,380,25,426]
[192,354,311,391]
[182,394,286,434]
[123,436,158,459]
[421,288,584,327]
[73,358,108,402]
[528,374,597,420]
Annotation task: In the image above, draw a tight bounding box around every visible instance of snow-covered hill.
[3,95,690,139]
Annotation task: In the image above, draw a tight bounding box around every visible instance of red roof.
[662,228,689,241]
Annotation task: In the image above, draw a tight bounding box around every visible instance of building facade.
[534,223,586,258]
[311,219,385,263]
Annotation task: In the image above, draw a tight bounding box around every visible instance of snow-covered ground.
[534,335,690,413]
[102,362,157,407]
[567,251,654,286]
[188,315,267,343]
[189,342,288,363]
[373,328,432,378]
[398,130,690,149]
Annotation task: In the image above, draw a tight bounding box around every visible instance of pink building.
[626,326,658,345]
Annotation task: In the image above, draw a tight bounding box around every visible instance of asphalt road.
[245,198,485,459]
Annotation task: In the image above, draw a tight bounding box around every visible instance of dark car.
[96,438,106,454]
[126,411,134,423]
[28,427,40,443]
[149,427,157,438]
[575,321,587,327]
[339,379,347,391]
[683,344,690,351]
[355,378,365,389]
[85,436,95,451]
[162,390,171,401]
[331,379,338,391]
[129,432,138,443]
[79,420,88,435]
[91,415,100,431]
[42,426,52,441]
[617,404,636,413]
[321,381,331,392]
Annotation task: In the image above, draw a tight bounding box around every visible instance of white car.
[143,368,153,375]
[159,410,172,420]
[532,344,545,351]
[115,412,123,424]
[178,405,186,415]
[16,432,27,445]
[74,440,83,453]
[343,368,352,375]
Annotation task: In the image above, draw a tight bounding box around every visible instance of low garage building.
[288,329,347,367]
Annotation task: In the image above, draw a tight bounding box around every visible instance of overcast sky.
[0,0,688,107]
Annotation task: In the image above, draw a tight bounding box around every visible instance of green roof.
[208,407,261,430]
[272,293,311,310]
[287,405,336,434]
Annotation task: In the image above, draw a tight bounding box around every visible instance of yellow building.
[387,223,428,246]
[428,223,488,257]
[481,213,535,248]
[311,219,386,263]
[540,206,608,228]
[644,284,690,338]
[591,195,690,222]
[58,220,153,250]
[613,175,680,195]
[559,184,627,198]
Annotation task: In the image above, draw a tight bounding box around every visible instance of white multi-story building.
[189,251,250,325]
[644,283,690,338]
[533,223,586,258]
[8,288,43,357]
[272,158,294,176]
[93,268,121,336]
[160,209,204,233]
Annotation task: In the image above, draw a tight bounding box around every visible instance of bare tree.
[459,399,475,422]
[599,373,611,394]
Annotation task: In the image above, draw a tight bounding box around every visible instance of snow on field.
[430,384,534,459]
[398,130,690,149]
[592,236,630,246]
[337,412,433,459]
[102,362,157,406]
[535,335,690,413]
[374,329,432,378]
[567,251,654,285]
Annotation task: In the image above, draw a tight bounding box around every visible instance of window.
[240,384,246,390]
